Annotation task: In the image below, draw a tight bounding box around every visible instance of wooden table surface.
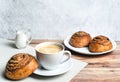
[30,40,120,82]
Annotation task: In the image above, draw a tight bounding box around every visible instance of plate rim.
[33,58,73,76]
[64,36,117,55]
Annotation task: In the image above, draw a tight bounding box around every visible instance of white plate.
[33,58,73,76]
[64,36,117,55]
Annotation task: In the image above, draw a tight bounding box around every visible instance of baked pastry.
[70,31,92,48]
[5,53,38,80]
[89,35,112,52]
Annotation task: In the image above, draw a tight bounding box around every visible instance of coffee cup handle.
[60,50,71,64]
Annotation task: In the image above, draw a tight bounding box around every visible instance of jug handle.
[28,34,32,44]
[26,31,32,44]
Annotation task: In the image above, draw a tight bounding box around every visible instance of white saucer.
[33,58,73,76]
[64,36,117,55]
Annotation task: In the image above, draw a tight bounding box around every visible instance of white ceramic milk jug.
[15,30,32,49]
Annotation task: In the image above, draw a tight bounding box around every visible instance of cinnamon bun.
[5,53,38,80]
[89,35,112,52]
[70,31,92,48]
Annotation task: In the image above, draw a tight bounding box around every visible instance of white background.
[0,0,120,40]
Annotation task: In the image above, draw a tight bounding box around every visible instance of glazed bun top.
[88,35,113,52]
[91,35,111,46]
[6,53,34,72]
[70,31,92,48]
[5,53,38,80]
[71,31,90,37]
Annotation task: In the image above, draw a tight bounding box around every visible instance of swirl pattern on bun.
[89,35,112,52]
[70,31,92,48]
[5,53,38,80]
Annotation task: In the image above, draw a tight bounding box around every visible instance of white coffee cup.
[35,42,71,70]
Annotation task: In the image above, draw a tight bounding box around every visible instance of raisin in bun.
[89,35,112,52]
[5,53,38,80]
[70,31,92,48]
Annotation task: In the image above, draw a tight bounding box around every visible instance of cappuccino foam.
[38,44,62,54]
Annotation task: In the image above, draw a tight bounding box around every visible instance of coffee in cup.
[35,42,71,70]
[38,44,62,54]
